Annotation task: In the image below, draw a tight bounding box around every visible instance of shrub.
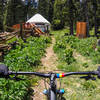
[54,35,76,65]
[53,41,66,53]
[0,36,51,100]
[52,19,64,30]
[64,48,76,64]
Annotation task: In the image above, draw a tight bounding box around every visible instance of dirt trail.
[41,37,58,71]
[32,37,58,100]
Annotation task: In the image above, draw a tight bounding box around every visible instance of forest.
[0,0,100,100]
[0,0,100,35]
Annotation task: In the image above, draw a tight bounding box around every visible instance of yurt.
[26,13,50,33]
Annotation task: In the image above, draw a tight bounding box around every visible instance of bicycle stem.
[50,74,57,100]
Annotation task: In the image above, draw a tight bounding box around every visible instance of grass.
[52,28,100,100]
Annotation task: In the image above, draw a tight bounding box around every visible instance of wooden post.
[20,23,26,42]
[92,0,98,37]
[69,0,74,35]
[20,23,23,39]
[0,49,4,61]
[84,0,90,37]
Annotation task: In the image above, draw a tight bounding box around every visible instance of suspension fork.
[50,74,57,100]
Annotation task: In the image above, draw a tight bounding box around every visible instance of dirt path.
[41,37,58,71]
[32,37,58,100]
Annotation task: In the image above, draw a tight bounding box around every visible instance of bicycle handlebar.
[1,66,100,80]
[2,67,100,100]
[8,71,50,78]
[64,71,98,76]
[7,70,99,79]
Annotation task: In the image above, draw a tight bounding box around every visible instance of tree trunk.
[70,18,73,35]
[69,0,74,35]
[93,0,98,37]
[3,2,8,32]
[94,10,97,36]
[12,0,16,24]
[85,0,89,37]
[1,0,4,32]
[48,0,54,23]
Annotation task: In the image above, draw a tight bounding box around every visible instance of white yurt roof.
[26,13,50,24]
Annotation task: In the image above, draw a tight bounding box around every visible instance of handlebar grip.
[97,66,100,79]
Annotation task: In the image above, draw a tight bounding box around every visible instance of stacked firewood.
[0,31,19,60]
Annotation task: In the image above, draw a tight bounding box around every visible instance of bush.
[64,48,76,64]
[53,41,66,53]
[0,36,51,100]
[54,36,76,65]
[52,19,64,30]
[61,36,99,64]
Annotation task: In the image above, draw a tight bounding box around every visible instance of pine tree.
[0,0,10,32]
[66,0,77,35]
[38,0,49,19]
[92,0,98,36]
[52,0,65,30]
[48,0,55,23]
[7,0,27,25]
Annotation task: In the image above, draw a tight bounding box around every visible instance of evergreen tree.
[67,0,75,35]
[0,0,99,33]
[26,0,37,19]
[6,0,25,26]
[96,0,100,33]
[38,0,49,19]
[0,0,8,31]
[52,0,65,30]
[92,0,98,36]
[48,0,55,23]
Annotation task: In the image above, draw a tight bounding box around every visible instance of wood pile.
[25,23,45,36]
[0,23,46,60]
[0,30,19,60]
[12,23,45,36]
[0,30,19,43]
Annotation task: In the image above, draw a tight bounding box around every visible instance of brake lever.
[80,75,96,80]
